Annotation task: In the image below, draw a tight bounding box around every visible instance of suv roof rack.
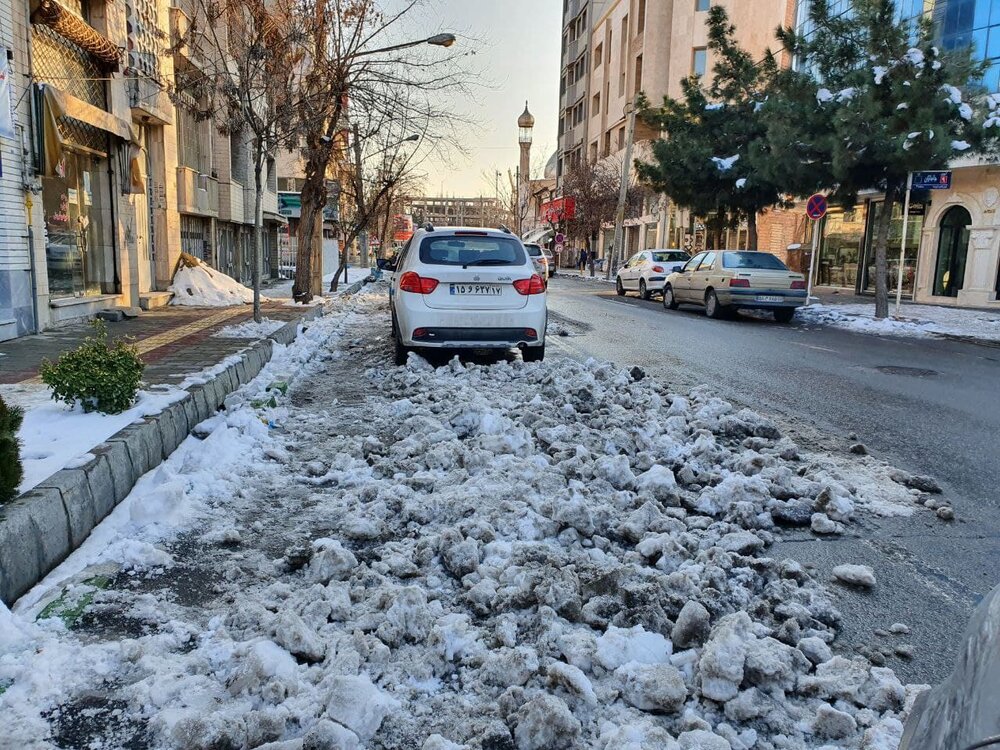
[498,224,512,234]
[423,222,435,232]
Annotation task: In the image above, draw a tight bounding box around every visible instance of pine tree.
[638,6,786,250]
[769,0,985,318]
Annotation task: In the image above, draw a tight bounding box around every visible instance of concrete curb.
[0,304,328,606]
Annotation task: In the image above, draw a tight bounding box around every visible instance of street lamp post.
[608,97,638,280]
[518,102,534,237]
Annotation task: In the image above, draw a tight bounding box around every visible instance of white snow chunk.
[958,103,973,120]
[735,178,747,189]
[325,674,399,741]
[303,719,361,750]
[699,612,753,702]
[672,600,711,648]
[678,729,732,750]
[594,625,672,671]
[874,66,890,84]
[228,640,299,696]
[309,538,358,583]
[861,717,904,750]
[711,155,740,171]
[816,88,834,103]
[430,613,481,662]
[600,722,680,750]
[377,586,433,646]
[422,735,469,750]
[952,139,971,151]
[811,513,843,535]
[896,102,909,110]
[717,530,765,555]
[836,87,857,101]
[942,84,963,104]
[274,610,326,662]
[813,703,859,739]
[594,454,637,489]
[798,636,833,665]
[634,464,677,500]
[513,694,581,750]
[548,661,598,705]
[832,564,877,588]
[615,662,687,712]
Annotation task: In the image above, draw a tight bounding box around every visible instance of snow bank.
[0,289,931,748]
[168,262,258,306]
[213,317,286,338]
[797,302,1000,343]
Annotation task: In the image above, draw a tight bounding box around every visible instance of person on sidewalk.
[578,249,588,273]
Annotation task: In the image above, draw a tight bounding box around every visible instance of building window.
[604,131,611,156]
[696,0,709,11]
[619,16,629,95]
[638,0,647,33]
[618,126,625,150]
[594,43,603,68]
[693,47,707,76]
[634,54,643,95]
[593,92,601,115]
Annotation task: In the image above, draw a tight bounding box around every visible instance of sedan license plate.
[450,283,503,296]
[755,295,783,303]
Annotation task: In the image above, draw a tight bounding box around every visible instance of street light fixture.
[352,33,457,59]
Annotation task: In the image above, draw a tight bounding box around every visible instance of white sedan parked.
[616,249,690,299]
[386,225,548,365]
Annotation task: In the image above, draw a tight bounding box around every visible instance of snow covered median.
[0,292,933,748]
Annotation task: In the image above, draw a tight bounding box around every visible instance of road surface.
[546,274,1000,684]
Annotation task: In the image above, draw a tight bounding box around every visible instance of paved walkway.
[0,280,310,387]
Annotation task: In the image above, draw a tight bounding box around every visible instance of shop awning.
[31,0,122,69]
[40,84,134,175]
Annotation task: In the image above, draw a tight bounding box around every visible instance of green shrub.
[40,320,145,415]
[0,395,24,503]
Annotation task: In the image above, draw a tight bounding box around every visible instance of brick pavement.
[0,294,311,387]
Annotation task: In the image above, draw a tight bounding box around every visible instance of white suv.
[387,226,547,365]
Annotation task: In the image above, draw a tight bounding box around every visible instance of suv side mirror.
[377,257,397,272]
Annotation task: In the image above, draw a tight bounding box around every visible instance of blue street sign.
[806,193,828,220]
[912,171,952,190]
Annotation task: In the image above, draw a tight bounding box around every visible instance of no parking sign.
[806,194,828,220]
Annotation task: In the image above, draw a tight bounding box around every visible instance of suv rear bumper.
[410,327,541,348]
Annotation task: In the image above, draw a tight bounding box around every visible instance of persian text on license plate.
[755,295,783,303]
[450,284,503,296]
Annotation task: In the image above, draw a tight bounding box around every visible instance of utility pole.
[608,98,638,280]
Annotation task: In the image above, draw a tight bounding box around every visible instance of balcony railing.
[176,166,218,217]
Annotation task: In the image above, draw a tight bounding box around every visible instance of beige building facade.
[0,0,282,341]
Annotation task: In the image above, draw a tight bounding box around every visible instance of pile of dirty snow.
[0,297,935,749]
[168,262,258,306]
[797,302,1000,343]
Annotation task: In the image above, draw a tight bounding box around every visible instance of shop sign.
[913,171,952,190]
[541,197,576,223]
[907,203,926,216]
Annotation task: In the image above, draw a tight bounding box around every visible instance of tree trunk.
[747,211,758,252]
[293,150,329,303]
[873,178,900,319]
[253,154,264,323]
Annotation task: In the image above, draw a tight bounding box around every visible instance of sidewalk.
[799,289,1000,345]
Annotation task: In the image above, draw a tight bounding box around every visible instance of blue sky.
[407,0,562,197]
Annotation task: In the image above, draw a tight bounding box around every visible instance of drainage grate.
[874,365,939,377]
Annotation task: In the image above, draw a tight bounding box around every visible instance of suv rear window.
[722,252,788,270]
[420,235,527,267]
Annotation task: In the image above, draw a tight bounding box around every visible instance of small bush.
[0,395,24,503]
[40,320,145,415]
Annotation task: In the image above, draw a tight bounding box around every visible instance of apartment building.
[556,0,794,260]
[0,0,282,342]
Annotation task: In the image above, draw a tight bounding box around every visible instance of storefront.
[808,200,923,299]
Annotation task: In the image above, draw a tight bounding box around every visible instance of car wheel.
[774,308,796,324]
[639,279,650,300]
[616,278,626,296]
[662,284,679,310]
[523,344,545,362]
[705,290,726,319]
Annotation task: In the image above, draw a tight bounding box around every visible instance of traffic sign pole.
[894,172,913,318]
[804,194,827,305]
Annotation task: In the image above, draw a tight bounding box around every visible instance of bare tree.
[171,0,306,322]
[289,0,469,303]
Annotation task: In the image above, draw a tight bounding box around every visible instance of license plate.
[755,295,783,303]
[450,284,503,296]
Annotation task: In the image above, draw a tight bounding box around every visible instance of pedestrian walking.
[578,248,588,272]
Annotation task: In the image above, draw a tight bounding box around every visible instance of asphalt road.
[545,274,1000,685]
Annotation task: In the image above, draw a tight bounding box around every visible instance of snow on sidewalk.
[1,287,933,748]
[797,302,1000,343]
[3,383,188,494]
[168,262,264,307]
[213,317,287,339]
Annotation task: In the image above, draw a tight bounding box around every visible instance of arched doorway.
[933,206,971,297]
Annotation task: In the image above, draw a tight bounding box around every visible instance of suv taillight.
[513,274,546,295]
[399,271,439,294]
